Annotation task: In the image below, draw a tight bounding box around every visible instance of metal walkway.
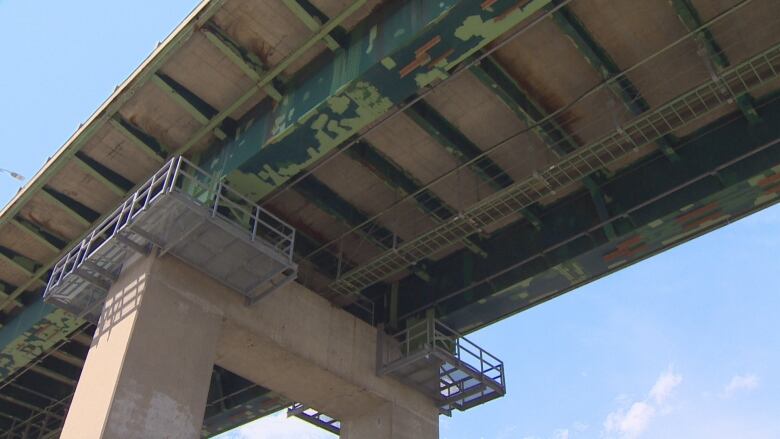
[287,403,341,435]
[43,157,298,322]
[378,316,506,415]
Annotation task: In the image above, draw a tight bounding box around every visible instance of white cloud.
[723,374,760,397]
[603,367,682,439]
[215,412,335,439]
[604,402,656,439]
[650,369,683,405]
[552,428,569,439]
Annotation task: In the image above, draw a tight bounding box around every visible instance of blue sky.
[2,2,779,438]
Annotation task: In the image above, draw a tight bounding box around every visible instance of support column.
[340,401,439,439]
[62,251,438,438]
[150,254,441,438]
[60,255,223,439]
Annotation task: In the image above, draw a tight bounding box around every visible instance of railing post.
[144,174,157,208]
[251,206,259,242]
[212,182,222,217]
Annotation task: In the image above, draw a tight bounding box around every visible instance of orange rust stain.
[400,36,442,78]
[603,235,647,263]
[481,0,499,9]
[757,173,780,188]
[415,36,442,57]
[428,48,455,69]
[683,212,727,231]
[675,202,718,225]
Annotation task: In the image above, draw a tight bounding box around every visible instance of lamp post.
[0,168,25,182]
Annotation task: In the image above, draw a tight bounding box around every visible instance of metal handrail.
[45,156,297,295]
[385,317,505,389]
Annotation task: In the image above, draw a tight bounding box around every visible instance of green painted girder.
[108,116,168,162]
[549,2,681,161]
[294,176,432,281]
[389,92,780,333]
[151,73,232,140]
[0,300,84,380]
[9,218,65,254]
[670,0,760,123]
[470,55,577,155]
[201,23,284,101]
[204,0,556,202]
[582,175,617,240]
[39,188,99,228]
[72,152,134,197]
[347,141,488,257]
[281,0,345,51]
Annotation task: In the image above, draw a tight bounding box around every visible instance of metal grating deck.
[43,157,298,322]
[287,403,341,435]
[378,316,506,415]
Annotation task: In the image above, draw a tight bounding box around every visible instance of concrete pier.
[61,253,438,438]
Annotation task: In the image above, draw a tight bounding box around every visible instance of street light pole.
[0,168,25,181]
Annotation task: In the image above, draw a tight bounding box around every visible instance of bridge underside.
[1,0,779,436]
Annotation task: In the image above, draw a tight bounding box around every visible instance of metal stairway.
[377,315,506,415]
[43,157,298,322]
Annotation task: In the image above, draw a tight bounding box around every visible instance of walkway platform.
[43,157,298,322]
[378,317,506,415]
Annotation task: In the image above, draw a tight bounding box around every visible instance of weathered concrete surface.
[61,256,223,439]
[63,253,438,438]
[153,253,439,434]
[340,400,439,439]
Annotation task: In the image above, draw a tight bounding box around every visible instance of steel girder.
[387,93,780,333]
[203,0,555,200]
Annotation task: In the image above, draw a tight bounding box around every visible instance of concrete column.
[60,255,223,439]
[340,401,439,439]
[62,252,438,438]
[149,254,440,438]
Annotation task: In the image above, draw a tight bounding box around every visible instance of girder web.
[326,42,780,301]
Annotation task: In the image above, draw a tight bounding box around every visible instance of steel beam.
[38,189,96,228]
[151,73,229,140]
[389,91,780,333]
[48,350,84,368]
[347,141,488,257]
[327,41,780,300]
[8,219,64,254]
[583,176,617,240]
[28,366,77,387]
[72,153,133,197]
[405,100,542,228]
[406,100,513,190]
[0,281,25,307]
[670,0,760,123]
[471,55,615,234]
[176,0,370,155]
[281,0,344,51]
[470,55,577,155]
[108,116,167,162]
[294,176,432,281]
[201,24,284,101]
[0,247,40,280]
[204,0,555,200]
[549,2,681,161]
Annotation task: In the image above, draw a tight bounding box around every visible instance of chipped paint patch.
[381,57,397,70]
